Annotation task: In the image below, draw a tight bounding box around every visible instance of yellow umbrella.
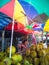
[13,0,28,26]
[44,19,49,32]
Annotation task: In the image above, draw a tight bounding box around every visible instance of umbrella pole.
[46,32,48,46]
[9,19,14,58]
[2,30,5,52]
[42,30,43,43]
[9,0,16,58]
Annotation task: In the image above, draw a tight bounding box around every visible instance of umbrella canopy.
[0,12,12,30]
[0,30,27,37]
[5,22,25,31]
[18,0,38,19]
[44,19,49,32]
[5,22,34,34]
[0,0,38,26]
[0,0,49,20]
[32,23,45,31]
[23,0,49,16]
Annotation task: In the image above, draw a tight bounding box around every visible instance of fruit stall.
[0,41,49,65]
[0,0,49,65]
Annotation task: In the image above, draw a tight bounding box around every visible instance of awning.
[0,12,12,30]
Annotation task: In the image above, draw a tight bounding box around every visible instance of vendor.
[21,39,28,50]
[18,39,28,52]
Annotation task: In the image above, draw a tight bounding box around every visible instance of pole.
[9,0,16,58]
[42,30,44,43]
[2,30,4,52]
[46,32,48,47]
[9,19,14,58]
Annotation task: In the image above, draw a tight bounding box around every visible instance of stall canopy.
[0,30,27,37]
[5,22,25,31]
[0,12,12,30]
[5,22,34,35]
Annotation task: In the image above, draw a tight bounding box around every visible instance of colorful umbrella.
[32,23,45,31]
[23,0,49,16]
[0,0,37,57]
[0,12,12,30]
[0,0,49,26]
[5,22,34,34]
[0,0,38,26]
[0,12,12,52]
[18,0,38,19]
[5,22,25,31]
[44,19,49,32]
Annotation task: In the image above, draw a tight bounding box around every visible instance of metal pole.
[46,32,48,46]
[42,30,43,43]
[9,0,16,58]
[2,30,5,52]
[9,19,14,58]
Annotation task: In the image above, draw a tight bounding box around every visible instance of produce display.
[0,43,49,65]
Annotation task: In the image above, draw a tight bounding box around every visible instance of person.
[21,39,29,55]
[18,41,22,52]
[18,39,28,53]
[21,39,28,50]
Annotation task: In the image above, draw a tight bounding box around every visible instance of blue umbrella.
[18,0,38,19]
[0,12,12,52]
[0,12,12,30]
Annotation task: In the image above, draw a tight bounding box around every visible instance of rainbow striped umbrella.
[0,0,38,26]
[0,0,49,26]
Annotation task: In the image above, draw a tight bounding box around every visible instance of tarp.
[5,22,34,34]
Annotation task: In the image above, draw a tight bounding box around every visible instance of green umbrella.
[0,0,11,8]
[26,25,32,30]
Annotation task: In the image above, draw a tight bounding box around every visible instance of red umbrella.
[5,22,34,34]
[16,28,34,34]
[5,22,24,31]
